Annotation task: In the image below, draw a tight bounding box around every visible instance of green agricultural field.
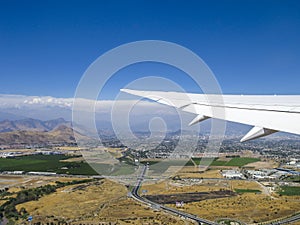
[225,157,260,167]
[0,154,98,175]
[191,158,222,166]
[191,157,260,167]
[278,186,300,196]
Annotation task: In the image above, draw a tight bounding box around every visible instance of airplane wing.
[120,89,300,142]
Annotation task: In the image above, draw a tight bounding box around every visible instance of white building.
[222,170,244,179]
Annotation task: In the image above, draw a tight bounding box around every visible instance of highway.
[264,213,300,225]
[130,165,300,225]
[130,165,218,225]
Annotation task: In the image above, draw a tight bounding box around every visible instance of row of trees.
[0,184,57,219]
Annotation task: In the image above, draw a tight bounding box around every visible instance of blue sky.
[0,0,299,99]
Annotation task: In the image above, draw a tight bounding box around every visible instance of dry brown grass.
[54,146,81,151]
[0,175,26,180]
[177,168,223,179]
[291,221,300,225]
[246,160,279,169]
[216,157,232,162]
[60,156,85,162]
[16,179,125,219]
[0,175,25,186]
[171,194,300,224]
[0,175,91,192]
[144,179,264,195]
[142,179,264,196]
[0,200,7,206]
[97,197,193,224]
[103,147,123,158]
[143,178,299,224]
[3,168,298,224]
[0,148,36,153]
[21,176,87,189]
[6,187,22,193]
[16,179,193,224]
[230,180,263,190]
[142,179,230,196]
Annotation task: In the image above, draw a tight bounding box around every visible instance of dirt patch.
[145,190,236,204]
[176,167,223,179]
[60,156,85,162]
[246,160,278,169]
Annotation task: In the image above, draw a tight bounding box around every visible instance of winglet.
[189,114,210,126]
[240,126,277,142]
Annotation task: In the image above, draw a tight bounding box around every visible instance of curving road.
[130,165,217,225]
[263,213,300,225]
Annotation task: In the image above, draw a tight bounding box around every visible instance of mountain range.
[0,115,298,147]
[0,118,70,133]
[0,118,91,146]
[0,125,76,145]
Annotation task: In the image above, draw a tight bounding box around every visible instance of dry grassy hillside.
[0,125,89,145]
[16,179,192,224]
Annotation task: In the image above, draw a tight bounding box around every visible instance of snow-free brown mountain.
[0,118,70,133]
[0,118,91,146]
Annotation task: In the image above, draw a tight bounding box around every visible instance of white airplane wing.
[120,89,300,142]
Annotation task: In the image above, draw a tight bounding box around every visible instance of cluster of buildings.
[0,149,64,158]
[2,171,57,176]
[221,170,245,179]
[0,151,24,158]
[286,158,300,168]
[221,168,299,180]
[244,169,284,180]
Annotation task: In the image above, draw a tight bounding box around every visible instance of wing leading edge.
[120,89,300,142]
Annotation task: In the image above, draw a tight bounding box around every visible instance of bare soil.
[145,190,236,204]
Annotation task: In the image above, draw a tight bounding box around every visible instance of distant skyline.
[1,0,300,99]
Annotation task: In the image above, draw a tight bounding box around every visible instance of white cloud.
[0,94,181,119]
[0,94,203,133]
[0,94,73,108]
